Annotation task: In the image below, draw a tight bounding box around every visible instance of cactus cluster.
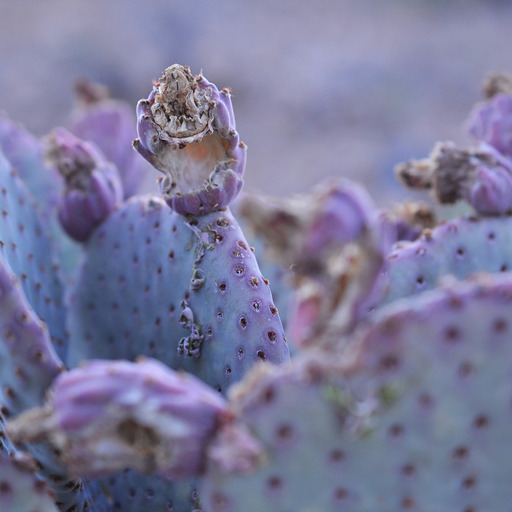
[0,63,512,511]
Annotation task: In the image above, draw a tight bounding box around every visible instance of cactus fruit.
[395,141,512,215]
[45,127,124,242]
[8,358,229,479]
[134,64,246,216]
[237,179,392,346]
[467,72,512,156]
[3,61,512,512]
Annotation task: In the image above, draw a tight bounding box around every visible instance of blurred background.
[1,0,511,205]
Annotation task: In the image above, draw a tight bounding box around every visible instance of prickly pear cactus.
[0,63,290,512]
[4,61,512,512]
[376,72,512,310]
[65,64,289,394]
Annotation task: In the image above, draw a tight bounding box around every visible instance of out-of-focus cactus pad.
[376,214,512,307]
[0,151,67,358]
[0,114,63,215]
[0,453,58,512]
[201,273,512,511]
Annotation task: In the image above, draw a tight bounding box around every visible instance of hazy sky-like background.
[1,0,511,204]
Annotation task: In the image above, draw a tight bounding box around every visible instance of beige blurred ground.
[1,0,511,205]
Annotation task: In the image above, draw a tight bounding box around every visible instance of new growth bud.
[45,128,123,241]
[396,141,512,215]
[467,91,512,155]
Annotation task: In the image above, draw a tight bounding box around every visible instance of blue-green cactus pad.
[0,151,68,359]
[0,253,111,512]
[67,195,289,391]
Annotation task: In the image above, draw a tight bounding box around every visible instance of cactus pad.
[0,151,68,359]
[376,214,512,307]
[0,453,58,512]
[201,273,512,511]
[66,195,289,392]
[0,114,63,215]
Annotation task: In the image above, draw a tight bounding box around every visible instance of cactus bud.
[7,358,228,480]
[396,141,512,214]
[45,128,123,241]
[467,91,512,155]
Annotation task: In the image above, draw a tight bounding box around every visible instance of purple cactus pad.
[133,65,246,216]
[238,180,389,344]
[202,273,512,512]
[70,78,150,198]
